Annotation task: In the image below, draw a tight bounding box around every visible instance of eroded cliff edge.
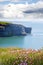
[0,22,32,37]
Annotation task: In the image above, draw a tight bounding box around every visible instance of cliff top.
[0,21,10,25]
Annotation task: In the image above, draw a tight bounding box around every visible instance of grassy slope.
[0,48,43,65]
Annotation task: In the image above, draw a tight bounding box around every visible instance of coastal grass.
[0,48,43,65]
[0,21,10,25]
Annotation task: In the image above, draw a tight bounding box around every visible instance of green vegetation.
[0,21,10,25]
[0,48,43,65]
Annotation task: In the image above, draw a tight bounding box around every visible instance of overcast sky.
[0,0,43,21]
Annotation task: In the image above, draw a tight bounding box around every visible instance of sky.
[0,0,43,21]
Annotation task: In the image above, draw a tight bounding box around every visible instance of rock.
[0,23,32,37]
[25,27,32,34]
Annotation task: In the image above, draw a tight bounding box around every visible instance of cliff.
[25,27,32,34]
[0,22,32,37]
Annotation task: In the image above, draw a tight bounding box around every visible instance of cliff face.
[25,27,32,34]
[0,23,32,37]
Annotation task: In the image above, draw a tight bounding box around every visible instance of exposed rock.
[25,27,32,34]
[0,23,32,37]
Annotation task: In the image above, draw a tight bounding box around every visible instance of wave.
[33,33,43,36]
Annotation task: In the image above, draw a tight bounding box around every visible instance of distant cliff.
[0,22,32,37]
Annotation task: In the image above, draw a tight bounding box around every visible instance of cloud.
[11,0,29,2]
[10,0,43,2]
[0,0,9,2]
[0,1,43,19]
[11,0,23,1]
[24,8,43,13]
[23,1,43,19]
[0,0,4,2]
[1,3,28,19]
[0,0,31,2]
[0,0,41,2]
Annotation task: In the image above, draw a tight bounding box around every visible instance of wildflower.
[19,61,27,65]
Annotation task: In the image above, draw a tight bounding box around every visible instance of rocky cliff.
[0,22,32,37]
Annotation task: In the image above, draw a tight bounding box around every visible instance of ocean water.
[0,22,43,50]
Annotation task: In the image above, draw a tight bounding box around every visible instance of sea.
[0,21,43,50]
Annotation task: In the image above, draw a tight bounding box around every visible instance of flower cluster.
[0,48,43,65]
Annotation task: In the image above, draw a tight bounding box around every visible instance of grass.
[0,48,43,65]
[0,21,10,25]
